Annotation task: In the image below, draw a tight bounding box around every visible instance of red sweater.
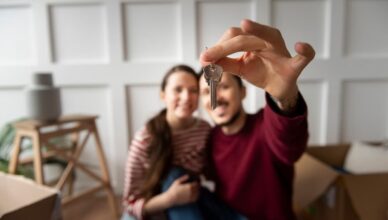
[209,94,308,220]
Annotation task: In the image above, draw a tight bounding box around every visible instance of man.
[199,19,315,220]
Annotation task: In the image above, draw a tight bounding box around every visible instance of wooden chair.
[8,114,119,218]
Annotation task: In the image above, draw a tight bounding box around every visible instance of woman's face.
[161,71,199,121]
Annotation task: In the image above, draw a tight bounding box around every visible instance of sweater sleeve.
[122,127,150,220]
[263,92,309,165]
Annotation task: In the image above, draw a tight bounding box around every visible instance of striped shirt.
[122,118,211,219]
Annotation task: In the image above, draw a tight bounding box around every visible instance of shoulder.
[196,118,212,130]
[246,110,265,126]
[173,118,211,139]
[134,126,151,139]
[191,118,212,137]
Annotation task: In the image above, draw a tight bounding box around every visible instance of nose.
[181,89,190,101]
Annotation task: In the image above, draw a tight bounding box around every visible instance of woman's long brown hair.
[138,64,199,200]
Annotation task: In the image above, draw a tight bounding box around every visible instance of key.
[203,64,223,109]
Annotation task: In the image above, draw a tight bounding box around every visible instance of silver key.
[203,64,223,109]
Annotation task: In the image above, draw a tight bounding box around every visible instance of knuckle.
[272,28,281,36]
[226,27,240,36]
[234,35,246,47]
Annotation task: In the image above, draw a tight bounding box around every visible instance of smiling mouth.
[216,100,228,107]
[213,101,228,116]
[179,104,192,110]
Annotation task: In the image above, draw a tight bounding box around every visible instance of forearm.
[143,192,173,216]
[264,92,308,164]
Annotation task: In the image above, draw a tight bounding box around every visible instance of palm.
[228,48,300,99]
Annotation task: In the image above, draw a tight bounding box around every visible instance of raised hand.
[200,19,315,107]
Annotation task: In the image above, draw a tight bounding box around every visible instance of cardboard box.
[0,172,62,220]
[294,144,388,220]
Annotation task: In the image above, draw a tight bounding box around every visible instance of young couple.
[122,19,315,220]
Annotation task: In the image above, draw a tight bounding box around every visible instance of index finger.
[216,27,244,44]
[241,19,287,50]
[200,35,267,66]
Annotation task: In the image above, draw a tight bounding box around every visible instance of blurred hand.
[165,175,199,206]
[200,19,315,103]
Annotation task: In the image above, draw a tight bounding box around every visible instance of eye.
[219,84,229,90]
[189,88,199,94]
[174,87,183,93]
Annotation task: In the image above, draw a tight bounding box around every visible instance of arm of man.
[264,92,309,164]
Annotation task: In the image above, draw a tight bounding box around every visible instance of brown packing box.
[294,144,388,220]
[0,172,62,220]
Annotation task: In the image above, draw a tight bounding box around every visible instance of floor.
[62,194,122,220]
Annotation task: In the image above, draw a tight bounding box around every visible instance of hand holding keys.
[203,64,223,110]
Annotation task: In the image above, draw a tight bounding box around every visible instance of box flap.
[307,144,350,167]
[0,172,60,220]
[294,154,339,211]
[342,174,388,220]
[1,196,58,220]
[343,141,388,174]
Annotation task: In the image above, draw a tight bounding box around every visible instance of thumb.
[290,42,315,72]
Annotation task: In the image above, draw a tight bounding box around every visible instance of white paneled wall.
[123,2,180,61]
[127,85,163,135]
[345,0,388,57]
[197,1,252,57]
[0,87,27,123]
[0,5,35,65]
[0,0,387,193]
[272,0,328,58]
[299,81,326,144]
[49,3,109,64]
[341,80,388,141]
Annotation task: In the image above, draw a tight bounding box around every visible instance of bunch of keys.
[203,63,223,109]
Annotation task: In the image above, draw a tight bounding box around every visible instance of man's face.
[200,72,245,126]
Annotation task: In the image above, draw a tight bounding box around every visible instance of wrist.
[162,191,175,207]
[143,192,174,216]
[270,87,299,113]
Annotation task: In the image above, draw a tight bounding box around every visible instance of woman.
[122,65,211,220]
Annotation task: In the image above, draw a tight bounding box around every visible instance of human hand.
[164,174,200,206]
[200,19,315,107]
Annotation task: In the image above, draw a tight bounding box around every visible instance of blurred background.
[0,0,387,214]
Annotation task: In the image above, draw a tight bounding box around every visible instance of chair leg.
[9,131,23,174]
[67,131,79,196]
[32,131,44,185]
[90,121,119,218]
